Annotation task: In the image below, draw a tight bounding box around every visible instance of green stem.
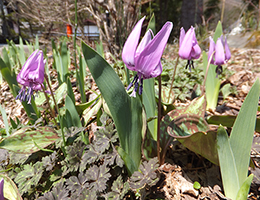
[157,75,162,165]
[44,74,59,114]
[74,0,78,72]
[167,55,179,103]
[201,52,215,95]
[40,83,58,127]
[43,74,66,146]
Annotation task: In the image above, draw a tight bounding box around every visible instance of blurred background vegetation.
[0,0,259,55]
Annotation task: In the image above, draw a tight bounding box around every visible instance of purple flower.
[122,16,173,97]
[0,178,4,200]
[208,36,231,75]
[179,26,201,71]
[16,50,45,104]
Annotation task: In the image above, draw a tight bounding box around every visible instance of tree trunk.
[181,0,203,31]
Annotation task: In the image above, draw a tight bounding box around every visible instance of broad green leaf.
[65,96,82,128]
[236,174,253,200]
[117,146,137,175]
[143,14,157,140]
[76,94,100,115]
[217,126,240,200]
[95,40,104,57]
[203,21,222,110]
[213,21,223,42]
[67,77,75,104]
[202,51,221,110]
[61,41,70,80]
[207,115,260,133]
[143,78,157,140]
[0,56,17,94]
[82,41,143,173]
[82,97,102,125]
[165,95,208,135]
[0,127,59,154]
[229,79,260,186]
[77,46,87,103]
[0,174,22,200]
[221,83,231,99]
[170,128,218,165]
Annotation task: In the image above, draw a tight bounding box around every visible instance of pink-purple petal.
[0,178,4,200]
[215,38,225,65]
[224,37,231,61]
[179,27,194,59]
[122,16,145,70]
[134,22,173,77]
[208,37,215,64]
[179,27,185,46]
[136,29,152,55]
[144,62,162,79]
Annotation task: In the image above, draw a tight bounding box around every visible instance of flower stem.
[167,55,179,103]
[73,0,78,72]
[201,52,215,95]
[157,75,162,165]
[44,74,67,146]
[40,83,58,127]
[44,74,59,114]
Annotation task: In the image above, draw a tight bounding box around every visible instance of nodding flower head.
[16,50,45,104]
[179,26,201,71]
[122,16,173,97]
[208,36,231,76]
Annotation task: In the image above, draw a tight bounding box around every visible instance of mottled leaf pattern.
[129,157,159,190]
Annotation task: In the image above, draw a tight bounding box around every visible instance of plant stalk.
[40,83,58,127]
[201,52,215,95]
[74,0,78,71]
[157,75,162,165]
[167,55,179,103]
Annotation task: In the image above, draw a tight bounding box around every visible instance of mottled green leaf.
[0,127,59,153]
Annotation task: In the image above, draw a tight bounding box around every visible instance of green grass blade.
[229,79,260,186]
[19,37,26,66]
[61,41,69,81]
[0,104,9,136]
[82,41,142,173]
[217,126,240,199]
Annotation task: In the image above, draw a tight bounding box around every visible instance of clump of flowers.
[179,26,201,71]
[16,50,45,104]
[208,36,231,76]
[122,16,173,97]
